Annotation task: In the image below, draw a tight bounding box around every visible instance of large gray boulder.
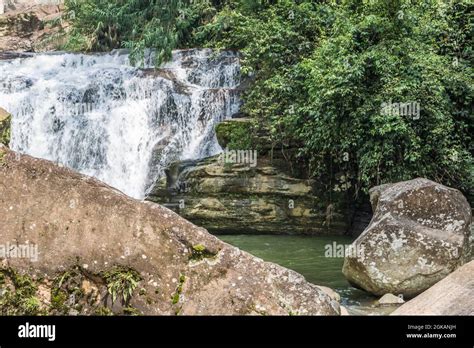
[392,261,474,315]
[0,146,339,315]
[342,178,471,297]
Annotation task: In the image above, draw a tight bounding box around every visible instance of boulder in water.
[0,146,339,315]
[342,178,471,297]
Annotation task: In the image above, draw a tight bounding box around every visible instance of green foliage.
[50,289,68,313]
[66,0,473,196]
[198,0,474,195]
[122,306,141,316]
[95,306,114,316]
[102,267,141,305]
[215,120,255,150]
[64,0,219,65]
[0,113,11,147]
[0,269,42,315]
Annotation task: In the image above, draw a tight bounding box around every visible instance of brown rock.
[0,2,68,52]
[0,146,339,315]
[391,261,474,315]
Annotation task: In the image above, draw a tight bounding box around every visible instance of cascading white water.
[0,49,240,198]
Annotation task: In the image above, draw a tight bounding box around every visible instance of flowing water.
[0,49,240,198]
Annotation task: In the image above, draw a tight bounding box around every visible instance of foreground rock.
[0,107,10,146]
[343,178,471,297]
[392,261,474,315]
[0,146,339,315]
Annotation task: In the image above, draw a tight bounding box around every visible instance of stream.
[219,234,397,314]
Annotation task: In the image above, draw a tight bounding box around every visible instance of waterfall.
[0,49,241,199]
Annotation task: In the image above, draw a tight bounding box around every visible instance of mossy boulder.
[0,107,11,147]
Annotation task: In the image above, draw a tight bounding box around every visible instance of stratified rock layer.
[146,155,351,235]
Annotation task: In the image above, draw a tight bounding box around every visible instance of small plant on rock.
[102,267,141,305]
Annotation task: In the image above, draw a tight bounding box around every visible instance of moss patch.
[215,119,255,150]
[0,265,147,316]
[171,273,185,305]
[122,306,141,316]
[95,306,114,316]
[189,244,217,261]
[0,269,43,315]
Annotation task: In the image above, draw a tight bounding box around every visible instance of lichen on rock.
[342,178,472,298]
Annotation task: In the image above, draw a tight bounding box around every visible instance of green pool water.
[218,234,375,307]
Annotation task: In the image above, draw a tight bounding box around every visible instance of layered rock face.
[342,178,471,298]
[146,119,352,235]
[0,1,68,52]
[392,261,474,315]
[0,146,339,315]
[147,156,350,235]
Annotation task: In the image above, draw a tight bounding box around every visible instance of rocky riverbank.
[0,13,472,315]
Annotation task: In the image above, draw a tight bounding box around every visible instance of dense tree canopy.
[65,0,473,199]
